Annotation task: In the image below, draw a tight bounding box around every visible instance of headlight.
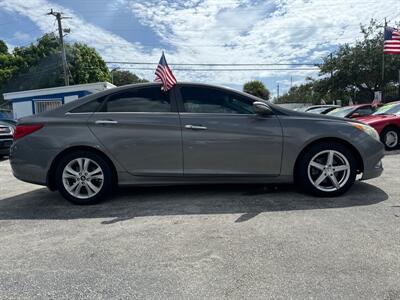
[349,122,380,141]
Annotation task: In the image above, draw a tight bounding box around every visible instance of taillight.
[13,124,44,141]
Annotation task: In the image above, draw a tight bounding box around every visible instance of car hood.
[357,114,399,124]
[275,106,362,124]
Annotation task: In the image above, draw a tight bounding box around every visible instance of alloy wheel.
[384,131,398,149]
[62,157,104,199]
[307,150,351,192]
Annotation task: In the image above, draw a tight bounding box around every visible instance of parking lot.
[0,153,399,299]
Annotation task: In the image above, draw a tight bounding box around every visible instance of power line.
[113,67,319,72]
[105,61,319,66]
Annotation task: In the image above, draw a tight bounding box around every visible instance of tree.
[279,19,400,104]
[0,41,8,55]
[67,43,110,85]
[111,70,148,86]
[1,34,111,93]
[243,80,270,100]
[318,19,400,103]
[0,42,16,89]
[0,41,17,107]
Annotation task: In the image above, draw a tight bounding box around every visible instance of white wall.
[13,101,33,119]
[64,95,79,104]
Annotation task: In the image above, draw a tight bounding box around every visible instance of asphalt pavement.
[0,154,399,299]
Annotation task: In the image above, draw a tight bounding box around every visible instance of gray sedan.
[10,83,384,204]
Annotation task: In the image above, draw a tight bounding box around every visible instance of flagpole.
[382,18,387,84]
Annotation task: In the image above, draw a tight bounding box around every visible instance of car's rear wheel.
[295,142,357,197]
[55,151,112,205]
[380,127,399,150]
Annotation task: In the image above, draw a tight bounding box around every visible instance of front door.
[176,85,283,176]
[88,85,183,176]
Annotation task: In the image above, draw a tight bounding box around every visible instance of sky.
[0,0,399,95]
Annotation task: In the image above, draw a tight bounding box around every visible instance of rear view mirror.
[253,101,272,116]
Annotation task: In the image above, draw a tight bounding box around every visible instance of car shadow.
[0,181,388,224]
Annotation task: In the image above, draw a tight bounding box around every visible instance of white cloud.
[0,0,399,89]
[13,30,30,41]
[5,41,15,52]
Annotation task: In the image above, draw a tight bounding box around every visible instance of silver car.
[10,83,384,204]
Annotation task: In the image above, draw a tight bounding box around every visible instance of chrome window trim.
[66,111,179,115]
[65,112,93,115]
[178,112,256,116]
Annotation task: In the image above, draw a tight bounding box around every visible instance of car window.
[70,97,105,113]
[327,107,353,117]
[373,103,400,115]
[355,106,373,116]
[103,87,171,113]
[180,86,253,114]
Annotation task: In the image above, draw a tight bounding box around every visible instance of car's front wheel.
[380,127,399,150]
[55,150,112,205]
[295,142,357,197]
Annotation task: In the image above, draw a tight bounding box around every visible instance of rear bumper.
[10,142,58,186]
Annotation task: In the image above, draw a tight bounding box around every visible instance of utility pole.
[47,9,70,86]
[330,52,334,100]
[277,83,280,100]
[290,76,293,89]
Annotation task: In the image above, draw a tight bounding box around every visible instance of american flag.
[154,52,177,91]
[384,27,400,54]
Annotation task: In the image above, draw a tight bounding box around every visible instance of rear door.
[176,85,283,176]
[88,85,183,176]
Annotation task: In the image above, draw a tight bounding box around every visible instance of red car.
[357,101,400,150]
[326,104,376,119]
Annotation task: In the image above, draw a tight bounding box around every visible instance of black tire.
[380,126,399,150]
[55,150,113,205]
[295,142,357,197]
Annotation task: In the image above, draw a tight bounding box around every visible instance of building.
[3,82,116,119]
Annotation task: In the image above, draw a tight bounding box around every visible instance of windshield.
[373,103,400,116]
[327,106,354,117]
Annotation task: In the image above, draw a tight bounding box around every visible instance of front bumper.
[362,159,383,180]
[0,139,13,155]
[359,138,385,181]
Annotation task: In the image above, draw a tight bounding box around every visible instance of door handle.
[185,125,207,130]
[95,120,118,125]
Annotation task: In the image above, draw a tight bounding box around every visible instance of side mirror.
[253,101,273,116]
[349,112,360,118]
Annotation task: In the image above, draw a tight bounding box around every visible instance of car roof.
[347,104,370,108]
